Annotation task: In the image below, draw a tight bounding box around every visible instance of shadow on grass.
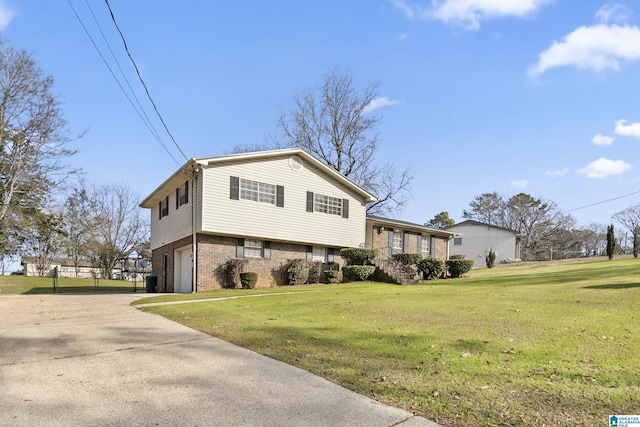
[22,286,144,294]
[582,283,640,290]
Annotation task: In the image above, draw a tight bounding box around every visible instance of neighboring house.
[20,256,150,280]
[21,256,96,278]
[140,149,376,292]
[446,220,521,265]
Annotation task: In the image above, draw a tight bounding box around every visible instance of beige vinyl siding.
[149,188,193,250]
[200,156,366,248]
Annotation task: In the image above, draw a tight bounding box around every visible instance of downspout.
[191,165,200,293]
[184,162,200,293]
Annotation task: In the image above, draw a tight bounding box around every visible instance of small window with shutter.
[176,181,189,209]
[159,196,169,219]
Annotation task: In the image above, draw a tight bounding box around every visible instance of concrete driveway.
[0,293,441,426]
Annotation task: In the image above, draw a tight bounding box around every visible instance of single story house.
[446,220,521,265]
[20,256,150,280]
[140,148,454,292]
[366,216,453,260]
[365,216,455,283]
[21,256,98,278]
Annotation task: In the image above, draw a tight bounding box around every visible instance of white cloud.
[391,0,420,18]
[530,24,640,76]
[596,4,632,24]
[390,0,551,30]
[510,179,529,188]
[615,119,640,139]
[363,96,400,114]
[592,134,615,146]
[546,168,569,177]
[577,157,631,179]
[0,2,15,31]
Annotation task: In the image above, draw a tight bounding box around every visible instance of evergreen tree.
[606,224,615,260]
[486,248,496,268]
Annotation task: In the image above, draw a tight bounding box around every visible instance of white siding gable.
[200,155,367,248]
[149,184,192,250]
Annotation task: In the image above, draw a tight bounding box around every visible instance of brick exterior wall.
[152,234,344,292]
[151,236,192,293]
[369,227,449,260]
[433,237,448,260]
[370,227,389,255]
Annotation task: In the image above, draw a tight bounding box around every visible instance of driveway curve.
[0,293,440,426]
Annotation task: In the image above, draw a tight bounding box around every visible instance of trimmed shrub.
[486,248,496,269]
[340,248,378,266]
[223,259,248,288]
[286,259,309,285]
[417,257,445,280]
[324,269,340,284]
[342,265,375,282]
[239,272,258,289]
[392,253,422,266]
[446,259,474,278]
[308,261,323,284]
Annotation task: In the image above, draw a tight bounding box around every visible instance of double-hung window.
[392,230,403,255]
[314,194,342,215]
[308,192,345,216]
[236,238,272,260]
[312,246,327,262]
[231,176,283,207]
[240,179,276,204]
[159,196,169,219]
[306,246,335,263]
[176,181,189,209]
[420,235,431,257]
[244,239,263,258]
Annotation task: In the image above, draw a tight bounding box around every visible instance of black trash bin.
[145,276,157,293]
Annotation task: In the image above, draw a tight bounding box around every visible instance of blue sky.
[3,0,640,227]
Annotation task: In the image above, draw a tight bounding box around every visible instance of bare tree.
[580,223,606,257]
[463,192,578,261]
[612,204,640,258]
[272,68,411,216]
[77,183,148,279]
[0,41,76,223]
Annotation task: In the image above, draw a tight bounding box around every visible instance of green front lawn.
[131,259,640,424]
[0,275,142,294]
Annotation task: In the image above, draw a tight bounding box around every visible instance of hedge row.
[340,248,377,266]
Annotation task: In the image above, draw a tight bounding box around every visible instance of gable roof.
[140,148,377,208]
[366,215,456,239]
[446,219,519,235]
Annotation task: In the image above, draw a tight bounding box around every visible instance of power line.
[83,0,165,146]
[103,0,189,162]
[564,189,640,213]
[66,0,181,165]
